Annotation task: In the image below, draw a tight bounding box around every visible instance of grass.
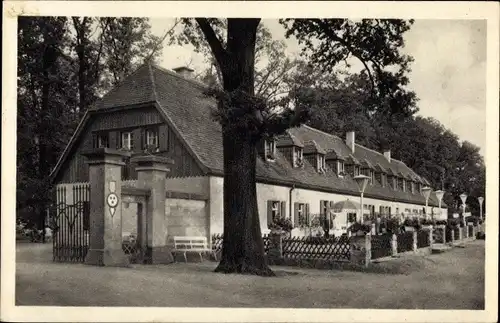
[15,240,484,309]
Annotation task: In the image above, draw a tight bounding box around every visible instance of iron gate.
[50,184,90,263]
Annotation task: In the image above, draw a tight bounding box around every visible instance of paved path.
[15,241,485,308]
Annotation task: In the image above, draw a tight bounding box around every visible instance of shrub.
[269,216,293,233]
[349,222,372,234]
[384,218,400,233]
[435,220,447,225]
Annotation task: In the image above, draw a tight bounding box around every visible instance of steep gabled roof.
[303,140,327,155]
[51,62,445,207]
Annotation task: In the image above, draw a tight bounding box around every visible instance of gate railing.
[51,184,90,263]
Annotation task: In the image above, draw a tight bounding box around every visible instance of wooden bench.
[172,236,217,262]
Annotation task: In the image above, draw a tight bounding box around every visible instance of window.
[392,177,397,190]
[402,179,406,192]
[267,200,286,226]
[370,170,374,185]
[146,128,159,148]
[121,131,134,150]
[92,132,109,149]
[337,161,345,177]
[354,166,360,176]
[293,147,303,167]
[294,202,309,227]
[265,140,276,160]
[411,182,415,194]
[317,155,326,172]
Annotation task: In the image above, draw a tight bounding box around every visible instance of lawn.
[15,241,485,309]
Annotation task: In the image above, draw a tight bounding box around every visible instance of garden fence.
[371,234,393,260]
[417,229,430,248]
[397,231,413,253]
[282,236,350,262]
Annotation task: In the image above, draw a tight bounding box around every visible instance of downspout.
[289,184,296,224]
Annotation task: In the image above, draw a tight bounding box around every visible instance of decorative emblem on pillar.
[106,180,119,217]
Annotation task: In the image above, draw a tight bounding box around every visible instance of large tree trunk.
[209,19,274,276]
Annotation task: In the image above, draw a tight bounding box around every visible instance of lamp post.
[422,186,432,221]
[477,197,484,221]
[435,190,445,221]
[354,175,370,223]
[460,193,468,226]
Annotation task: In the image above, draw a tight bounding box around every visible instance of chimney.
[173,66,194,79]
[346,131,355,153]
[384,150,391,163]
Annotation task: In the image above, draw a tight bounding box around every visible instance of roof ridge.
[355,143,408,165]
[151,63,209,91]
[302,124,343,141]
[148,63,159,103]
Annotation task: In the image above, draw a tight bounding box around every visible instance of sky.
[149,19,487,154]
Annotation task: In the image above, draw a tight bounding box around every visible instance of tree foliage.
[17,16,161,229]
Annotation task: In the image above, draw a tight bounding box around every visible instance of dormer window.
[337,161,345,177]
[317,154,326,173]
[293,147,304,168]
[265,139,276,161]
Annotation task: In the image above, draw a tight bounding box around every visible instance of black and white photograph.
[2,1,498,322]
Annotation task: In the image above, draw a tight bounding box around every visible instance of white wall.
[208,176,448,236]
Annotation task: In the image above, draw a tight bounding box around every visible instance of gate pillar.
[83,148,131,267]
[132,155,174,264]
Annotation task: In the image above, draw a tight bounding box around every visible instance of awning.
[332,199,361,212]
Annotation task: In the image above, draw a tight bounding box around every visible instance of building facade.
[50,63,447,242]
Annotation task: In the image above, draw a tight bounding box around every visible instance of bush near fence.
[371,234,393,260]
[433,227,445,243]
[454,228,460,240]
[397,231,413,253]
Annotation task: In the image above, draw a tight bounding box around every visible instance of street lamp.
[460,193,468,226]
[478,196,484,221]
[422,186,432,220]
[354,175,370,223]
[435,190,445,221]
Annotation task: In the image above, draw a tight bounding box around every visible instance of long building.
[50,63,447,239]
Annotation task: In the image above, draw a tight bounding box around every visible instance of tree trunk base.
[214,260,275,277]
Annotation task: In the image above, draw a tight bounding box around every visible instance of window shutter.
[140,128,146,150]
[305,203,310,225]
[267,200,273,226]
[92,133,97,149]
[280,201,286,218]
[132,128,141,152]
[108,131,118,149]
[293,203,300,228]
[158,124,169,151]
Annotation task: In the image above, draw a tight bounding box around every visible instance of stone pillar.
[132,155,174,264]
[428,226,433,246]
[391,234,397,256]
[83,148,131,267]
[458,226,463,240]
[439,225,446,244]
[472,225,476,240]
[350,234,371,267]
[412,231,418,252]
[450,229,455,243]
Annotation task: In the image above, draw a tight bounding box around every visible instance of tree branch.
[144,18,180,64]
[195,18,228,68]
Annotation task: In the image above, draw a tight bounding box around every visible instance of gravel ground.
[15,241,484,309]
